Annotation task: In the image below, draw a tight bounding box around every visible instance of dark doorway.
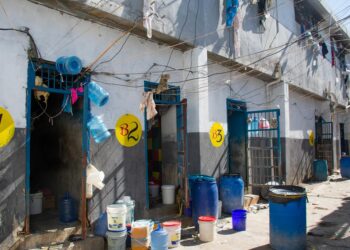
[30,92,82,232]
[227,99,247,184]
[340,123,348,155]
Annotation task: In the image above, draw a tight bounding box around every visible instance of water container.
[162,221,181,248]
[198,216,216,242]
[151,226,168,250]
[131,220,153,250]
[191,176,218,230]
[340,156,350,178]
[30,192,43,215]
[161,185,175,205]
[94,212,108,237]
[56,56,82,75]
[313,160,328,181]
[87,116,111,144]
[59,192,77,223]
[88,81,109,107]
[268,186,307,250]
[107,204,127,232]
[232,209,247,231]
[106,230,127,250]
[220,173,244,214]
[188,175,215,199]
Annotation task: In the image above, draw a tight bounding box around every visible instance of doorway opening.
[26,59,90,233]
[315,117,333,173]
[340,123,348,155]
[144,81,187,214]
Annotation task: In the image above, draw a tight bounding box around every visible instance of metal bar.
[81,80,89,239]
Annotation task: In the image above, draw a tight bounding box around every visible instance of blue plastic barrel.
[87,116,111,144]
[151,226,168,250]
[191,176,218,230]
[313,160,328,181]
[59,192,77,223]
[220,174,244,214]
[340,156,350,178]
[88,81,109,107]
[94,212,108,237]
[56,56,82,75]
[232,209,247,231]
[269,186,307,250]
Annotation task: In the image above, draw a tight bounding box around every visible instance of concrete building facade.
[0,0,350,248]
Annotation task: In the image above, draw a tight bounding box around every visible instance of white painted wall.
[0,0,185,130]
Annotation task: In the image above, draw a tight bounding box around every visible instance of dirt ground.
[178,174,350,250]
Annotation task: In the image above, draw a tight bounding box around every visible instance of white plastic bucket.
[106,230,127,250]
[107,204,127,231]
[161,185,175,205]
[198,216,216,242]
[149,184,160,198]
[163,221,181,248]
[217,200,222,218]
[30,192,43,215]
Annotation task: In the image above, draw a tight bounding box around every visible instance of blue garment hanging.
[62,94,73,114]
[226,0,239,27]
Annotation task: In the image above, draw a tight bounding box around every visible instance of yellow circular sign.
[0,107,15,148]
[307,130,315,147]
[209,122,225,147]
[115,114,142,147]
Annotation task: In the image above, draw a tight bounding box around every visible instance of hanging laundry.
[226,0,239,27]
[144,0,157,38]
[331,38,336,67]
[34,76,50,104]
[140,91,158,120]
[71,86,84,104]
[62,94,73,114]
[257,0,267,29]
[233,10,241,58]
[319,42,328,59]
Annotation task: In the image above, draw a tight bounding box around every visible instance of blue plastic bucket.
[232,209,247,231]
[88,81,109,107]
[340,157,350,178]
[56,56,82,75]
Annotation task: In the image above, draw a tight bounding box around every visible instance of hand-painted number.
[212,129,223,143]
[0,113,2,125]
[119,122,139,142]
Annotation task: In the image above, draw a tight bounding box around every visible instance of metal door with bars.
[315,120,333,173]
[246,109,282,186]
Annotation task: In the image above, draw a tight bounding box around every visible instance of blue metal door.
[246,109,282,186]
[315,119,333,173]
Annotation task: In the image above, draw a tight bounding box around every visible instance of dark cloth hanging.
[257,0,267,27]
[331,38,336,67]
[226,0,239,27]
[319,42,328,59]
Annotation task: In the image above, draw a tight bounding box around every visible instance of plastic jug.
[151,226,168,250]
[87,116,111,144]
[56,56,82,75]
[88,81,109,107]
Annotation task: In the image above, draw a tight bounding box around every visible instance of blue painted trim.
[144,109,149,209]
[25,61,36,218]
[143,81,182,208]
[32,86,84,96]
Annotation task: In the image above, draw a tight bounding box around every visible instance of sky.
[324,0,350,34]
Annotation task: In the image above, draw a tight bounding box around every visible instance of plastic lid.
[198,216,216,222]
[162,221,181,227]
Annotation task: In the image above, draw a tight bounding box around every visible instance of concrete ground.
[178,173,350,250]
[12,174,349,249]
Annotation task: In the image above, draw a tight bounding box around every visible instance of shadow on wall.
[290,139,314,185]
[88,132,146,222]
[308,197,350,248]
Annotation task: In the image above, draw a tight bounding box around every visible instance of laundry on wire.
[140,91,158,120]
